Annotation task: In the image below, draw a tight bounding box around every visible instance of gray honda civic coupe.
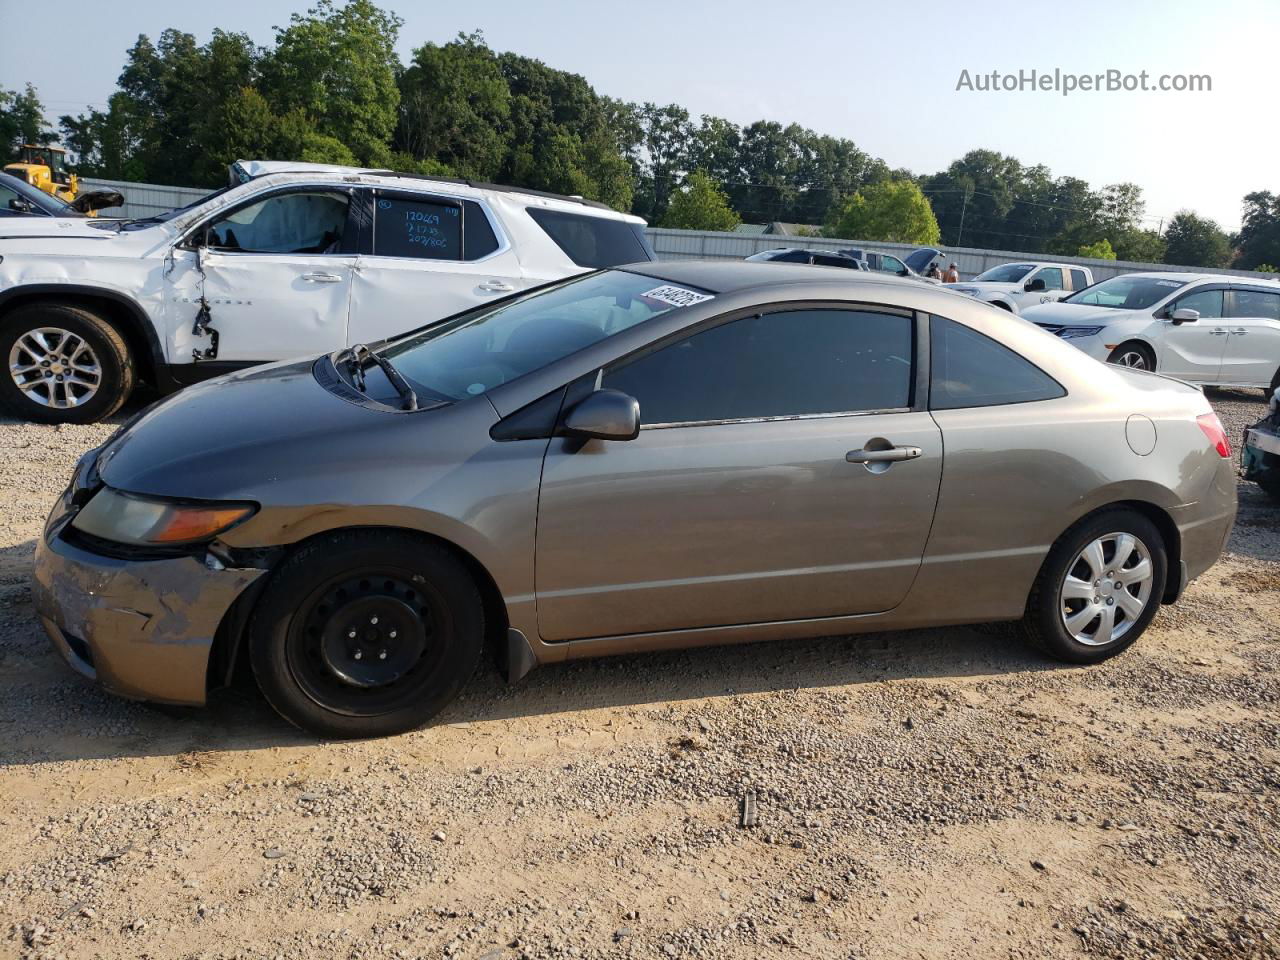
[34,261,1237,738]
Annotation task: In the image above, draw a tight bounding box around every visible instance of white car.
[949,261,1094,314]
[1022,272,1280,391]
[0,160,653,423]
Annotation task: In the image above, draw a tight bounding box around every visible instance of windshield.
[974,264,1034,283]
[1063,275,1189,310]
[380,270,712,401]
[120,185,234,227]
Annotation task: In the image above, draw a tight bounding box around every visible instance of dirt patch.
[2,393,1278,960]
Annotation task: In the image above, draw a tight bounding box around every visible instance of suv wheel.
[1022,509,1167,664]
[0,303,135,423]
[1107,342,1155,371]
[249,530,485,739]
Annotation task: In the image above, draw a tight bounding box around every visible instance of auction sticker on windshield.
[639,285,714,309]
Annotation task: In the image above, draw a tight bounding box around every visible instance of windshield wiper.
[339,343,418,411]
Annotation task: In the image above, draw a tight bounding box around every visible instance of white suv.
[0,160,653,423]
[949,261,1094,313]
[1022,272,1280,391]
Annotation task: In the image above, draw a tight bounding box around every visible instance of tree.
[825,179,940,244]
[397,32,508,179]
[1235,192,1280,270]
[0,84,57,154]
[1077,239,1116,260]
[261,0,402,165]
[1161,210,1232,268]
[660,170,740,231]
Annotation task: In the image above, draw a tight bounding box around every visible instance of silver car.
[34,261,1237,738]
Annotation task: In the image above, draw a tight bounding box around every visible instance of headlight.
[1057,325,1105,340]
[71,488,256,546]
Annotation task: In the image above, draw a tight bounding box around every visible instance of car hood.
[904,247,942,274]
[1020,300,1130,325]
[96,360,479,501]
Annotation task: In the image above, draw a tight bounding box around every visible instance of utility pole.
[956,188,970,248]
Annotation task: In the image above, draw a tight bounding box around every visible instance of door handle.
[478,280,515,292]
[1209,329,1229,336]
[302,272,342,283]
[846,445,923,464]
[1231,328,1247,334]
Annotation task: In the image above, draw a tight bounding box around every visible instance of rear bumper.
[1171,459,1237,590]
[33,527,264,706]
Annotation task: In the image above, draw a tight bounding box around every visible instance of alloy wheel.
[1059,532,1154,646]
[8,327,102,409]
[1114,350,1149,370]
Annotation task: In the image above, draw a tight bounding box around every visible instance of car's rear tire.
[1022,508,1167,664]
[1106,342,1155,372]
[0,303,135,423]
[248,530,484,739]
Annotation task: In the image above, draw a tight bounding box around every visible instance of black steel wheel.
[249,530,484,738]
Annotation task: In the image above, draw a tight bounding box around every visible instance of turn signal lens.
[72,488,256,546]
[1196,413,1231,459]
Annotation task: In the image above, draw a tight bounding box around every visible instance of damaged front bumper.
[33,519,265,707]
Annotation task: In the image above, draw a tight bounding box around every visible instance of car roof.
[622,258,925,294]
[1118,271,1280,287]
[231,159,642,222]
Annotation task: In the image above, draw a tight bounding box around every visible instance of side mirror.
[1169,307,1200,324]
[562,388,640,441]
[1025,277,1047,292]
[7,198,32,213]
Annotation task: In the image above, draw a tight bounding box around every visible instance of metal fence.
[83,177,209,220]
[81,177,1277,283]
[645,228,1280,282]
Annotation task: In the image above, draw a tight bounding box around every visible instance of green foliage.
[1161,210,1232,268]
[824,180,940,245]
[398,32,508,179]
[1076,239,1117,260]
[660,171,740,231]
[1234,192,1280,271]
[260,0,402,165]
[0,84,58,154]
[1253,263,1278,273]
[28,4,1276,256]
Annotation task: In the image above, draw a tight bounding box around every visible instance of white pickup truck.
[949,261,1094,314]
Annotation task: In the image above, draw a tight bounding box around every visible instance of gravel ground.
[1,387,1278,960]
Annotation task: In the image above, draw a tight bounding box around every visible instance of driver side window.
[1171,288,1224,319]
[203,191,349,255]
[881,256,906,275]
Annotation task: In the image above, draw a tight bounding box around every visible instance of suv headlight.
[1057,325,1105,340]
[71,488,256,546]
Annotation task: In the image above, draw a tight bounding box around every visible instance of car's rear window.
[526,208,653,268]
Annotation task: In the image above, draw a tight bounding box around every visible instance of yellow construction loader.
[4,144,79,203]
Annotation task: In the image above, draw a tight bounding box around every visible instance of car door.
[1221,288,1280,386]
[1013,267,1066,311]
[879,254,909,276]
[1157,286,1229,381]
[164,187,357,365]
[347,188,524,345]
[534,305,943,642]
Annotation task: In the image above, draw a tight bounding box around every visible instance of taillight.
[1196,412,1231,458]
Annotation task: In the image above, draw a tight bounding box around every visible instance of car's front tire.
[1106,342,1155,372]
[0,303,135,423]
[1022,509,1167,664]
[248,530,485,739]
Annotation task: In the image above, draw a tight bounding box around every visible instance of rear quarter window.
[526,208,653,268]
[930,314,1065,409]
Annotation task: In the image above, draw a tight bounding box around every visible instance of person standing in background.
[944,262,960,283]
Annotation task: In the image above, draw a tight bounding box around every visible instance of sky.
[2,0,1276,233]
